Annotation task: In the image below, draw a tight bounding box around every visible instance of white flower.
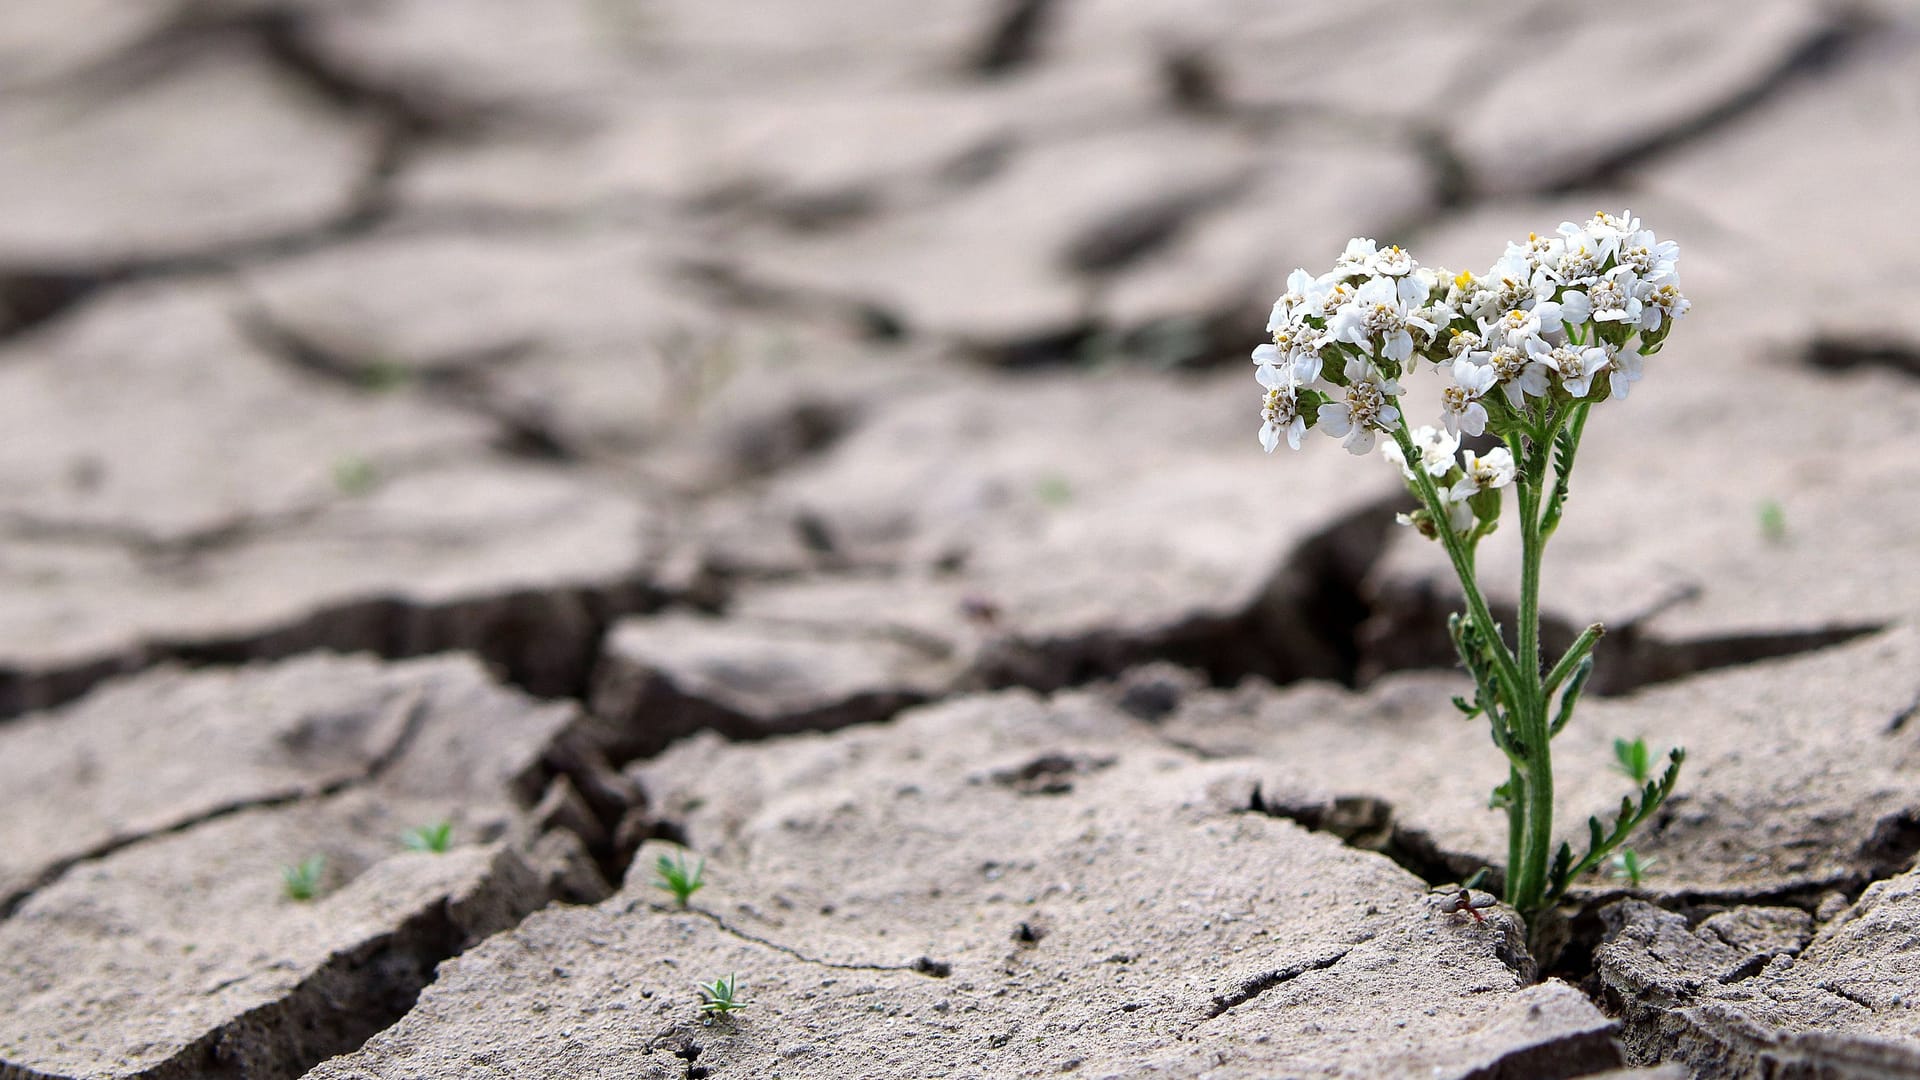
[1316,278,1358,319]
[1316,356,1402,455]
[1415,298,1457,341]
[1552,221,1616,281]
[1505,231,1561,275]
[1553,234,1602,284]
[1484,307,1542,348]
[1448,497,1477,535]
[1470,255,1544,321]
[1408,275,1454,356]
[1584,267,1644,324]
[1331,275,1433,362]
[1440,359,1498,437]
[1265,269,1321,331]
[1370,244,1416,277]
[1485,344,1550,408]
[1542,283,1591,329]
[1582,209,1640,248]
[1257,320,1328,385]
[1448,446,1517,502]
[1618,229,1679,282]
[1256,364,1307,452]
[1526,338,1610,398]
[1441,269,1483,310]
[1332,237,1380,279]
[1447,329,1489,362]
[1530,293,1576,337]
[1603,346,1643,400]
[1383,424,1460,479]
[1471,257,1580,335]
[1412,425,1459,475]
[1637,281,1690,331]
[1250,216,1687,470]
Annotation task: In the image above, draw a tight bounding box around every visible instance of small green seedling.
[1758,499,1787,543]
[359,360,412,394]
[1613,737,1654,784]
[1609,849,1657,887]
[697,973,748,1023]
[653,849,706,907]
[332,455,378,496]
[402,821,453,853]
[282,855,325,901]
[1034,474,1073,507]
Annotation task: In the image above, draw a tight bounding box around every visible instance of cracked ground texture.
[2,1,1919,1078]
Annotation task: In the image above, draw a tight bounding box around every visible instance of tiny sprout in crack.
[332,455,378,496]
[402,821,453,853]
[654,848,706,907]
[1609,848,1656,887]
[1759,498,1788,543]
[282,855,325,901]
[1252,213,1690,936]
[1613,737,1655,783]
[697,973,748,1024]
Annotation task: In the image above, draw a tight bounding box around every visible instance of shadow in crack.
[967,495,1409,694]
[969,0,1059,77]
[0,579,666,725]
[1805,334,1920,379]
[0,267,111,341]
[1247,785,1487,892]
[1356,577,1885,698]
[1532,7,1869,193]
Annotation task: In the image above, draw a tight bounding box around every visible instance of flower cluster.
[1253,213,1688,534]
[1248,214,1692,925]
[1383,426,1516,538]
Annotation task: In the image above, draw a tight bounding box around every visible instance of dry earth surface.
[3,1,1920,1078]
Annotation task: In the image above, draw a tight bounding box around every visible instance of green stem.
[1392,421,1548,906]
[1506,437,1551,912]
[1505,765,1525,896]
[1543,623,1605,701]
[1540,403,1590,539]
[1518,469,1544,693]
[1389,426,1524,700]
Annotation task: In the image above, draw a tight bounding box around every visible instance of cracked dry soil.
[6,1,1920,1078]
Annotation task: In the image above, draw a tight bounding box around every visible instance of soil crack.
[1806,334,1920,380]
[1247,785,1482,891]
[970,0,1058,77]
[626,901,952,979]
[592,494,1407,771]
[0,504,331,564]
[1203,948,1353,1019]
[1886,690,1920,735]
[0,567,669,725]
[235,305,572,462]
[1,848,550,1080]
[0,1,533,347]
[0,690,428,919]
[1818,981,1876,1011]
[1533,9,1869,194]
[1360,577,1885,698]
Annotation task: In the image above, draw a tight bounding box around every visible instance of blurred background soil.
[4,2,1920,1077]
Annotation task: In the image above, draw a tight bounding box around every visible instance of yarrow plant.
[1253,213,1690,926]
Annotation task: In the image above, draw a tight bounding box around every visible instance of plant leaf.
[1549,656,1593,737]
[1546,748,1684,904]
